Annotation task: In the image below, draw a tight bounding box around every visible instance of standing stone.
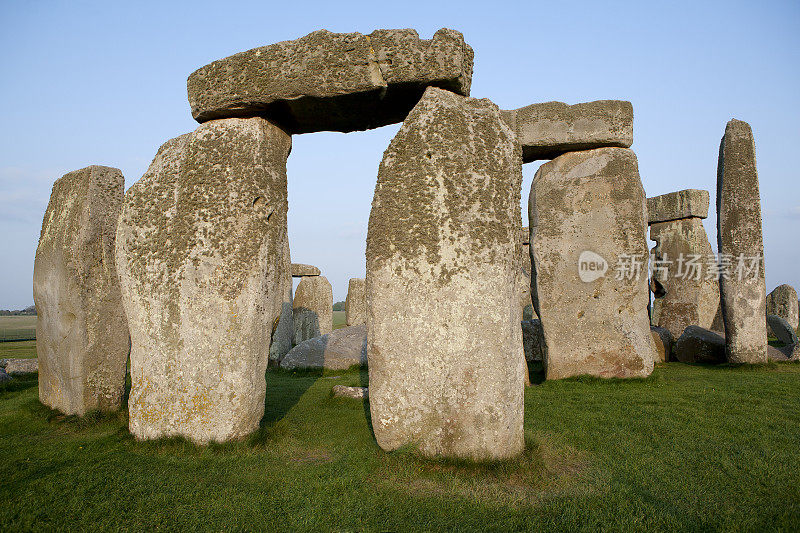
[530,147,657,380]
[501,100,633,162]
[34,166,129,416]
[293,275,333,343]
[116,117,291,443]
[650,326,674,363]
[716,119,767,364]
[766,284,798,331]
[648,191,721,339]
[269,240,294,365]
[522,319,545,362]
[188,28,474,133]
[366,87,524,460]
[345,278,366,326]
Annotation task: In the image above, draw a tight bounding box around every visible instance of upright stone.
[766,284,798,331]
[716,119,767,364]
[33,166,129,416]
[345,278,366,326]
[530,147,657,380]
[366,87,524,460]
[188,28,474,133]
[269,240,294,365]
[116,118,291,443]
[293,275,333,343]
[648,190,720,339]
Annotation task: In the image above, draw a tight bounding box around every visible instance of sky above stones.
[0,0,798,308]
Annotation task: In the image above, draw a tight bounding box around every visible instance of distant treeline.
[0,305,36,316]
[333,301,345,311]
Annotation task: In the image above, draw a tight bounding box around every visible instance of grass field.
[0,315,36,341]
[0,340,37,359]
[1,360,799,530]
[332,310,346,330]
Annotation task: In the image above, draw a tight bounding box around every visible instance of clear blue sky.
[1,0,798,308]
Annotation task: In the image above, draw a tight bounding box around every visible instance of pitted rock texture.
[5,358,39,376]
[650,326,674,363]
[345,278,366,326]
[522,319,544,362]
[188,28,474,133]
[116,118,291,443]
[34,166,129,416]
[529,147,656,380]
[332,385,368,399]
[674,325,726,364]
[502,100,632,163]
[647,189,710,224]
[269,240,294,364]
[716,119,767,364]
[281,324,367,370]
[291,263,321,277]
[766,284,798,331]
[366,87,524,460]
[293,275,333,343]
[649,217,721,339]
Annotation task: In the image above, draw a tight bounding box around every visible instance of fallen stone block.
[766,315,798,346]
[674,325,726,364]
[281,324,367,370]
[332,385,368,399]
[651,326,674,363]
[4,358,38,376]
[767,284,798,331]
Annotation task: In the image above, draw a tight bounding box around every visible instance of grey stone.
[345,278,366,326]
[716,119,767,364]
[366,87,525,460]
[766,284,798,331]
[766,315,798,346]
[674,325,726,364]
[649,217,721,339]
[293,275,333,343]
[530,147,656,380]
[502,100,633,163]
[647,189,710,224]
[291,263,321,277]
[116,117,291,443]
[33,165,129,416]
[280,324,367,370]
[522,319,544,362]
[269,240,294,364]
[332,385,369,399]
[4,358,38,376]
[650,326,674,363]
[0,369,10,384]
[188,28,474,133]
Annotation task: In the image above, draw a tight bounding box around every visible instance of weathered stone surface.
[116,117,291,443]
[291,263,321,277]
[281,324,367,370]
[649,217,721,339]
[366,87,524,460]
[269,241,294,364]
[766,315,798,346]
[33,165,129,416]
[293,275,333,343]
[674,325,726,364]
[188,28,474,133]
[502,100,633,163]
[0,369,10,383]
[716,119,767,364]
[5,358,39,376]
[650,326,674,363]
[332,385,369,399]
[530,147,656,380]
[766,284,799,331]
[522,319,544,362]
[647,189,710,224]
[345,278,366,326]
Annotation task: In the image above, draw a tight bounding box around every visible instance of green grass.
[0,340,37,359]
[332,310,346,330]
[1,361,800,530]
[0,315,36,341]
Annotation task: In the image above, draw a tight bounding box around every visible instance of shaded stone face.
[292,275,333,343]
[766,284,798,331]
[188,28,474,134]
[34,165,129,416]
[116,118,291,443]
[345,278,366,326]
[647,189,710,224]
[501,100,633,163]
[366,87,524,460]
[649,217,721,339]
[280,324,367,370]
[650,326,674,363]
[716,119,767,364]
[766,315,798,346]
[269,240,294,365]
[674,325,726,364]
[529,147,656,380]
[290,263,320,277]
[522,319,544,362]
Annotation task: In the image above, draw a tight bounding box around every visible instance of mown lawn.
[332,310,347,330]
[0,340,37,359]
[1,361,799,530]
[0,315,36,341]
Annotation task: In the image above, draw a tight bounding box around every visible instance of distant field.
[333,311,346,330]
[0,316,36,341]
[0,340,36,359]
